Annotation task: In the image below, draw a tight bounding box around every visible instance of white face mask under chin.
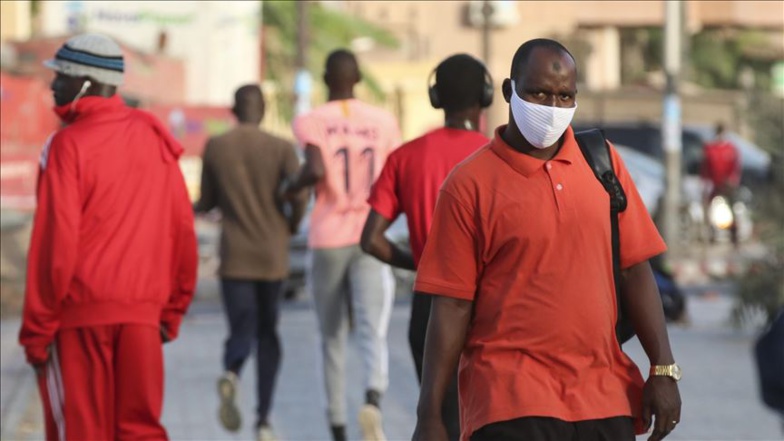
[510,80,577,149]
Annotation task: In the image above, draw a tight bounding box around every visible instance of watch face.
[671,364,682,381]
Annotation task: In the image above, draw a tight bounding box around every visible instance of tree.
[262,1,399,122]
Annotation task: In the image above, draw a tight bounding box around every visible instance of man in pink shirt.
[284,49,401,441]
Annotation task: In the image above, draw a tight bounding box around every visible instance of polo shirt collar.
[491,125,580,177]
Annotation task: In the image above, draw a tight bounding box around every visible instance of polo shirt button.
[546,162,553,170]
[556,183,563,191]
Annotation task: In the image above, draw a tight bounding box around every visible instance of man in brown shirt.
[194,84,306,441]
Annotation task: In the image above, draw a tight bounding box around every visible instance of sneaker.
[358,404,386,441]
[257,425,278,441]
[217,372,241,432]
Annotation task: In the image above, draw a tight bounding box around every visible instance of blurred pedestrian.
[360,53,493,441]
[700,122,741,246]
[411,38,682,441]
[193,85,307,441]
[283,49,402,441]
[18,33,198,441]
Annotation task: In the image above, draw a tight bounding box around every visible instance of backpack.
[574,129,635,345]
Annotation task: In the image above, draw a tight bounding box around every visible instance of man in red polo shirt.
[412,39,681,441]
[360,54,493,441]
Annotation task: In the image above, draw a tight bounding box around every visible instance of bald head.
[233,84,265,124]
[323,49,361,93]
[510,38,575,83]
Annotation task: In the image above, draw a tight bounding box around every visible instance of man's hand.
[160,325,172,344]
[642,376,682,441]
[412,417,448,441]
[33,363,46,377]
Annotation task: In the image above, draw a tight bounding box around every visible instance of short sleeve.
[292,114,322,149]
[414,189,479,300]
[609,143,668,268]
[367,153,400,220]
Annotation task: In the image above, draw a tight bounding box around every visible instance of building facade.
[35,0,262,106]
[327,1,783,137]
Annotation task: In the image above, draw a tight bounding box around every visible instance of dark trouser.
[470,416,635,441]
[221,278,284,427]
[409,293,461,441]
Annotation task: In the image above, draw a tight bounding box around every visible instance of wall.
[36,0,261,105]
[10,37,186,105]
[0,1,31,43]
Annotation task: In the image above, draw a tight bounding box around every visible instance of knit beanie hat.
[44,33,124,86]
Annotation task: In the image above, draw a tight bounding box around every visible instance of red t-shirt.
[701,139,740,189]
[415,126,667,440]
[367,127,489,265]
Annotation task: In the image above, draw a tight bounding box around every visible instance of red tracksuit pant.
[36,324,168,441]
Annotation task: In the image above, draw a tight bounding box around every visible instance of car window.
[601,127,662,160]
[682,131,704,175]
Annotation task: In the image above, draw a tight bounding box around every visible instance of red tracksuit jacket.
[19,95,198,365]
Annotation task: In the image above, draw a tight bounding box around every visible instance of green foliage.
[733,184,784,327]
[688,29,774,90]
[262,1,399,121]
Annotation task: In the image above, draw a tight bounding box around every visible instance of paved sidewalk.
[2,292,782,440]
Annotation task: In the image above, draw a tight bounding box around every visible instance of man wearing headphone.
[360,53,494,441]
[19,33,197,440]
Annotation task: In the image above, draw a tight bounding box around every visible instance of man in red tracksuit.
[18,33,198,440]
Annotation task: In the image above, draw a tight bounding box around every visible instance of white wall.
[39,0,261,105]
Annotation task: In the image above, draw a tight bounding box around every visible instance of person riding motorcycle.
[700,122,741,247]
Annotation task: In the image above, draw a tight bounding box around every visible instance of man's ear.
[502,78,512,104]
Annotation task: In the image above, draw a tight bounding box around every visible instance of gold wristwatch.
[650,363,682,381]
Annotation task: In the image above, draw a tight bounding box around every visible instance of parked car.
[572,122,772,185]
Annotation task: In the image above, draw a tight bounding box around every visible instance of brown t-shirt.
[195,125,301,280]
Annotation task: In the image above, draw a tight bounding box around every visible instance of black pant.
[409,293,461,441]
[221,278,284,426]
[470,416,635,441]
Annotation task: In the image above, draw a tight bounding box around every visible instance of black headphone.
[428,56,494,109]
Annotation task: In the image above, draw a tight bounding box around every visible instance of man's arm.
[621,261,681,441]
[193,141,217,213]
[282,144,325,198]
[282,144,309,234]
[360,210,415,271]
[19,133,80,366]
[412,295,472,441]
[161,164,198,342]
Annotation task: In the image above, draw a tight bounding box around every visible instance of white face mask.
[510,80,577,149]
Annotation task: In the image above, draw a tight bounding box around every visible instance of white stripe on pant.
[45,344,66,441]
[307,244,395,426]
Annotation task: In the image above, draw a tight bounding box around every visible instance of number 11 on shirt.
[335,147,375,195]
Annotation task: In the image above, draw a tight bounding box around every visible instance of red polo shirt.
[415,126,667,440]
[367,127,488,265]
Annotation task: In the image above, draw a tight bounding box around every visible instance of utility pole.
[480,0,493,66]
[480,0,494,137]
[294,0,312,116]
[662,0,683,253]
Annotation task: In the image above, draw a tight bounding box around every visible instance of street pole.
[480,0,493,137]
[294,0,312,116]
[662,0,683,254]
[481,0,492,66]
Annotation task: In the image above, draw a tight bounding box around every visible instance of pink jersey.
[293,99,401,249]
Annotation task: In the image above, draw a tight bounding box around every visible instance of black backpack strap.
[575,129,634,345]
